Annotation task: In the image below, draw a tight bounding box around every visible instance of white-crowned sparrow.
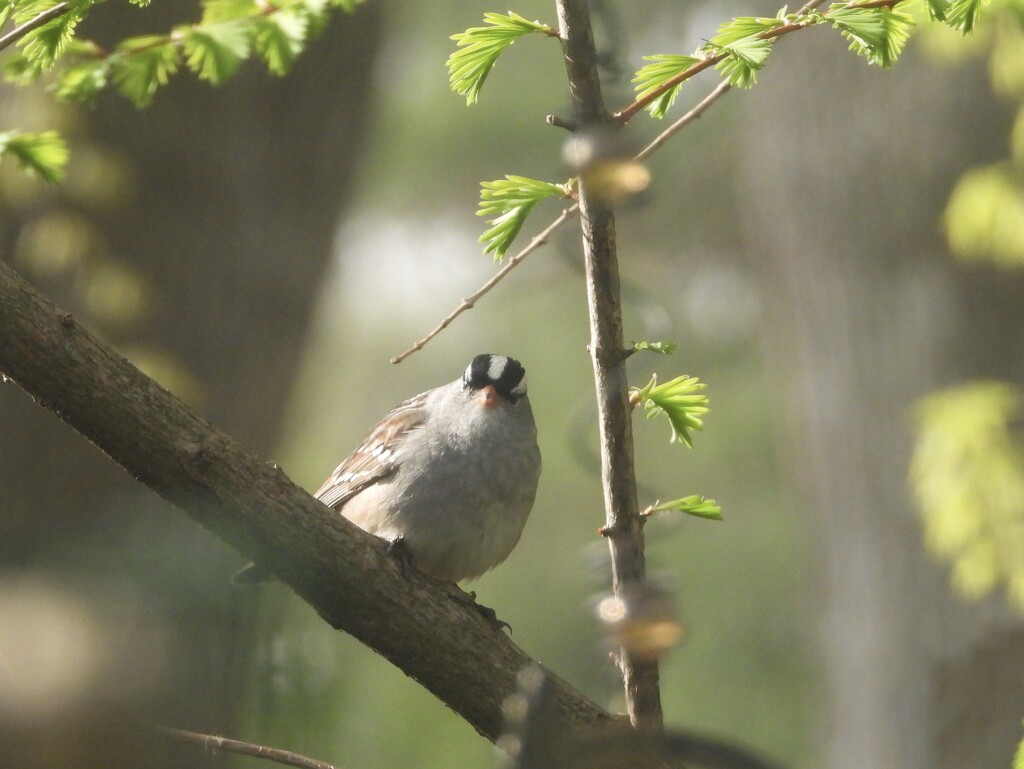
[235,354,541,584]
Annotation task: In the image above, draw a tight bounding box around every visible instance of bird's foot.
[385,536,417,579]
[448,586,511,634]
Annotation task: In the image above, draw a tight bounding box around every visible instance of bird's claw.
[449,586,511,634]
[386,536,416,579]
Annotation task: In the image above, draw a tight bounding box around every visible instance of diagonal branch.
[390,203,579,365]
[0,259,618,745]
[635,79,731,163]
[613,0,906,123]
[0,1,70,52]
[391,77,733,365]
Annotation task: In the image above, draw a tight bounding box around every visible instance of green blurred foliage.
[921,0,1024,267]
[945,165,1024,267]
[911,382,1024,610]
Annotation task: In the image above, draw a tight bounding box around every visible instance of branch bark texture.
[555,0,664,733]
[0,260,617,745]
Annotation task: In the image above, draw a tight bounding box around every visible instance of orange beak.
[475,384,503,409]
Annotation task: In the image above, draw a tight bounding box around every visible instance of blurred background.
[1,1,1023,768]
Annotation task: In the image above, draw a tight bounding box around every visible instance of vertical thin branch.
[554,0,663,733]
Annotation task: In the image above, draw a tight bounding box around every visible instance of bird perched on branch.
[234,354,541,584]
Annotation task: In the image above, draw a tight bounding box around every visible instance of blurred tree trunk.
[0,4,382,767]
[740,36,1024,769]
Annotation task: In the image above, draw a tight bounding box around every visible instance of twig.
[390,204,578,364]
[391,72,729,365]
[795,0,830,12]
[634,80,732,163]
[0,1,70,52]
[155,726,340,769]
[390,0,903,364]
[612,0,907,123]
[556,0,662,734]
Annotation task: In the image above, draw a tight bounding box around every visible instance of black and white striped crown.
[463,354,527,399]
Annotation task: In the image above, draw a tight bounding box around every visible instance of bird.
[233,354,541,584]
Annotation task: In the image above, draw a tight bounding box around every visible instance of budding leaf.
[448,11,555,105]
[826,5,914,67]
[633,340,678,355]
[631,54,700,119]
[252,11,308,75]
[0,130,69,183]
[632,373,709,447]
[112,36,181,107]
[182,21,251,83]
[708,35,774,88]
[924,0,950,22]
[16,0,91,72]
[55,58,110,104]
[649,495,723,521]
[944,0,984,31]
[478,175,569,259]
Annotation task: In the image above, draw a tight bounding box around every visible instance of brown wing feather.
[314,392,428,510]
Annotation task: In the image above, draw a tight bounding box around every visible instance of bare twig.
[635,80,732,163]
[155,726,340,769]
[612,0,907,123]
[391,0,904,365]
[0,1,70,52]
[556,0,662,734]
[392,76,730,365]
[390,204,578,364]
[795,0,831,13]
[546,114,578,131]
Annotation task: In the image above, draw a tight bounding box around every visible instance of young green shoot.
[477,175,570,259]
[0,129,68,182]
[644,496,723,522]
[447,11,558,106]
[631,374,709,448]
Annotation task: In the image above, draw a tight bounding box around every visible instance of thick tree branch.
[0,259,618,745]
[555,0,663,733]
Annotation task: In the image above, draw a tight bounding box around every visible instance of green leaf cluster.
[632,340,678,355]
[910,382,1024,610]
[629,12,788,117]
[945,0,986,32]
[0,129,68,182]
[648,495,723,521]
[477,175,569,259]
[705,15,782,88]
[11,0,93,73]
[3,0,366,108]
[182,20,251,83]
[631,55,699,119]
[632,374,709,448]
[447,11,555,106]
[627,0,993,121]
[944,164,1024,268]
[825,5,914,67]
[252,10,308,76]
[111,35,180,108]
[925,3,1024,267]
